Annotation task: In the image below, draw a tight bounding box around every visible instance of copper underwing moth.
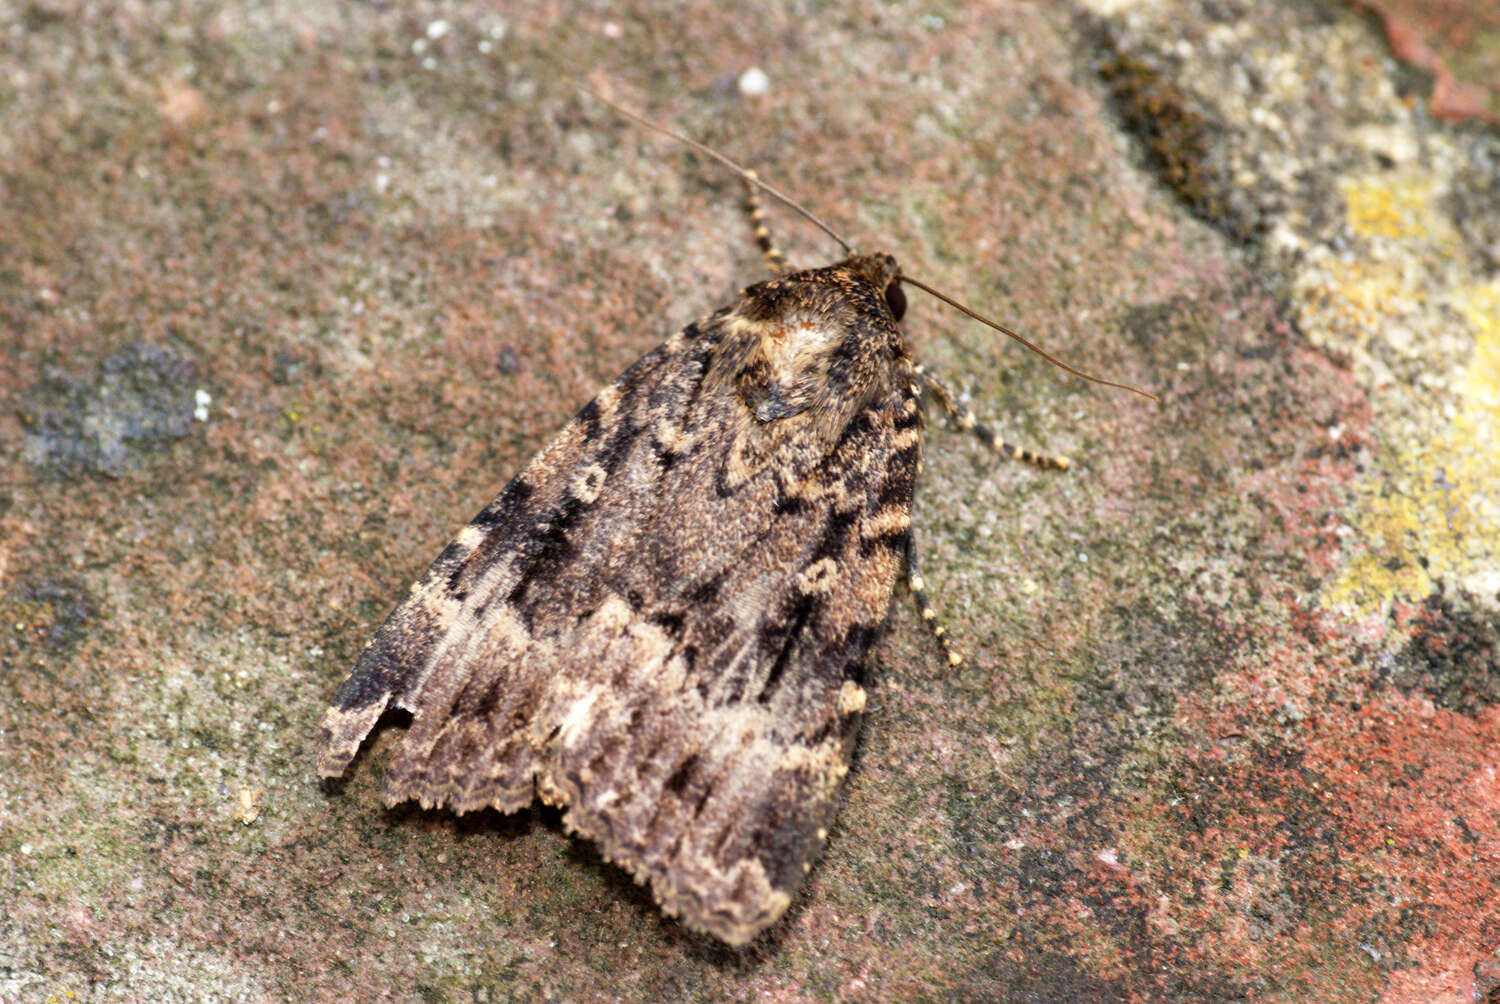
[316,83,1153,946]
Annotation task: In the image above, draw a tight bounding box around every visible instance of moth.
[316,84,1152,946]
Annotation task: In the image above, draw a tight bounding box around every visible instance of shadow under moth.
[316,84,1152,946]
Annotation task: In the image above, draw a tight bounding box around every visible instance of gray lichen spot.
[21,342,201,478]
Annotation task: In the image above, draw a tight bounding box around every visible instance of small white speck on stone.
[193,388,212,422]
[737,67,770,97]
[601,21,622,39]
[425,19,450,40]
[487,20,509,40]
[477,39,492,54]
[20,843,33,855]
[422,56,437,71]
[410,37,427,55]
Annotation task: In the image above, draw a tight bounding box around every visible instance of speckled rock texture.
[2,2,1496,1001]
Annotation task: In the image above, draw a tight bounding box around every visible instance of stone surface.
[2,2,1496,1001]
[1358,0,1500,124]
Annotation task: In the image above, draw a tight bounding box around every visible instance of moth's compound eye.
[884,281,907,321]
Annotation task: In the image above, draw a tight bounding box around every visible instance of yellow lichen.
[1340,176,1439,243]
[1323,279,1500,614]
[1298,257,1400,354]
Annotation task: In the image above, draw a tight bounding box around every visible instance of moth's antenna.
[567,78,1153,402]
[565,78,854,256]
[898,274,1160,402]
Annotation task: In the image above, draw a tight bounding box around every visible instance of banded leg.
[913,365,1071,471]
[742,170,790,276]
[906,531,965,668]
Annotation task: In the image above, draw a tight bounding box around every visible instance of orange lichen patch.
[1107,611,1499,997]
[1302,691,1500,1003]
[1381,967,1490,1004]
[1099,735,1382,994]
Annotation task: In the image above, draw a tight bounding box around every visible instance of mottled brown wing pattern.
[317,254,920,945]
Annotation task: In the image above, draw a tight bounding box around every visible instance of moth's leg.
[913,365,1071,471]
[905,530,965,668]
[742,170,791,276]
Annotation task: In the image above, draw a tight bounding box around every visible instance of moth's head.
[843,252,905,322]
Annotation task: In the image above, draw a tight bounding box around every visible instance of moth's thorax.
[759,310,844,376]
[728,253,907,424]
